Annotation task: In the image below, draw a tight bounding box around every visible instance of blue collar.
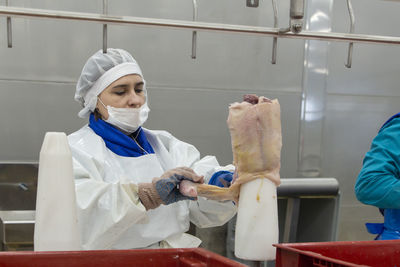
[88,113,154,157]
[381,112,400,130]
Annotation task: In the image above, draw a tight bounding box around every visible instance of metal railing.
[0,6,399,46]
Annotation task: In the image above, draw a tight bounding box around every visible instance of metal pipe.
[191,0,198,59]
[290,0,304,19]
[289,0,304,33]
[345,0,355,68]
[103,0,108,53]
[0,6,400,45]
[271,0,278,64]
[283,198,300,242]
[277,178,339,197]
[5,0,11,48]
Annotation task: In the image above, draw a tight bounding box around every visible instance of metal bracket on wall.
[246,0,259,8]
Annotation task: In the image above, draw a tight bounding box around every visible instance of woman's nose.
[127,92,143,107]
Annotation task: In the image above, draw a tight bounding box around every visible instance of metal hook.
[191,0,198,59]
[102,0,108,54]
[6,0,12,48]
[271,0,278,64]
[345,0,355,68]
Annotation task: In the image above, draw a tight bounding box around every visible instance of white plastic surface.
[34,132,81,251]
[234,178,279,261]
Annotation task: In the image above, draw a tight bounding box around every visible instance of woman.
[68,48,237,250]
[355,113,400,240]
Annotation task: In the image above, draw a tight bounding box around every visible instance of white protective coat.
[68,126,237,250]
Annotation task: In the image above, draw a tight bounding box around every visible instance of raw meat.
[228,94,281,185]
[195,94,282,203]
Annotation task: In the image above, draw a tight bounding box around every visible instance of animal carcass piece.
[228,94,282,186]
[190,94,282,203]
[180,94,282,260]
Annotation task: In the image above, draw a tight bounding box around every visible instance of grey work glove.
[138,167,204,210]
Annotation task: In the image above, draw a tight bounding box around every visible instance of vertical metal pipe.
[6,0,12,48]
[191,0,198,59]
[271,0,278,64]
[290,0,304,18]
[289,0,304,33]
[345,0,355,68]
[297,0,333,178]
[283,198,301,243]
[103,0,108,53]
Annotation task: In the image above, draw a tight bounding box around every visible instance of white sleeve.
[189,156,237,228]
[164,132,237,228]
[71,147,148,250]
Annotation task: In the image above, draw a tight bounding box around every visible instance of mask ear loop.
[97,97,107,109]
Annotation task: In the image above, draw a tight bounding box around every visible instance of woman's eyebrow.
[135,81,144,87]
[112,84,128,90]
[111,81,143,90]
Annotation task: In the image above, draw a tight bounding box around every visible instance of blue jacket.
[355,114,400,239]
[355,116,400,209]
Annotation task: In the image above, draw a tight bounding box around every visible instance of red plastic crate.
[274,240,400,267]
[0,248,246,267]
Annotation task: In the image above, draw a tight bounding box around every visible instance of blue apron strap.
[365,208,385,240]
[365,223,384,235]
[367,208,400,240]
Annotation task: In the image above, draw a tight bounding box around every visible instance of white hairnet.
[75,48,146,118]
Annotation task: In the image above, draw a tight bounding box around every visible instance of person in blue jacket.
[355,113,400,240]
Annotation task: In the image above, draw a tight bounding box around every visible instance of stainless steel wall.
[0,0,399,242]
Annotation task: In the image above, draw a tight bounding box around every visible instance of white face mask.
[98,98,150,133]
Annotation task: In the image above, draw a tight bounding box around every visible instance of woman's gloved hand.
[138,167,204,210]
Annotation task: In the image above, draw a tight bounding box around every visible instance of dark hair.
[93,108,102,121]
